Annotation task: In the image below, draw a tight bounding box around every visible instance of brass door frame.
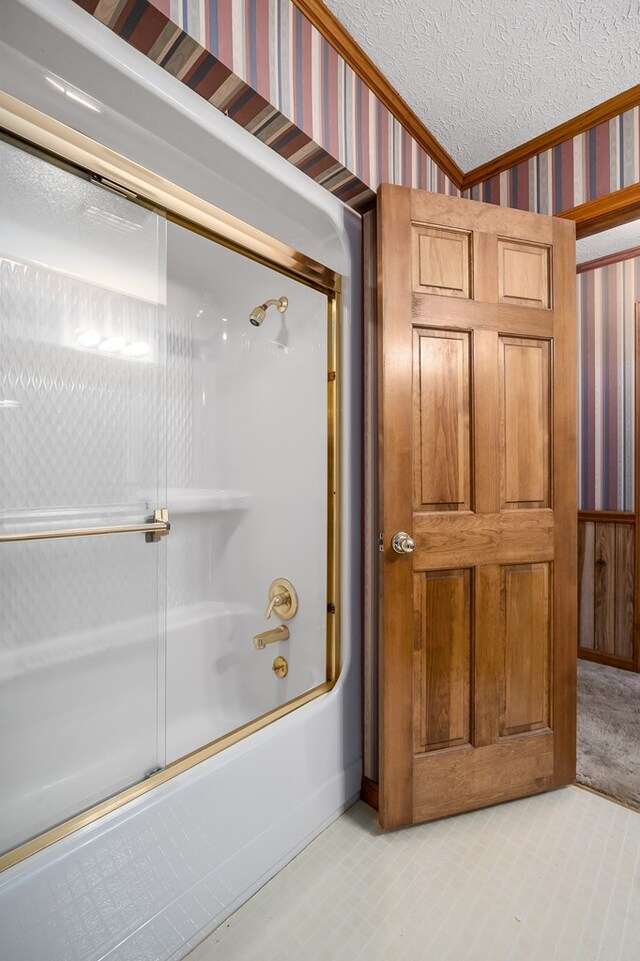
[0,92,341,872]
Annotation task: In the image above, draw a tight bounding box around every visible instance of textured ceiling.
[324,0,639,170]
[577,220,640,263]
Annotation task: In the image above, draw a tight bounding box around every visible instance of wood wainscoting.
[578,510,637,671]
[577,305,640,674]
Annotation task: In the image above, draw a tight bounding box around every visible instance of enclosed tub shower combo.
[0,94,341,871]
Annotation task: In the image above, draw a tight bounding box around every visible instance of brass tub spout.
[253,624,290,650]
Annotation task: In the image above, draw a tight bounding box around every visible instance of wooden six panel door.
[378,186,576,829]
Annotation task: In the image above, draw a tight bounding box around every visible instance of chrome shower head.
[248,296,288,327]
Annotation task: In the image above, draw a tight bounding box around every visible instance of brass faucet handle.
[264,578,299,620]
[265,591,288,619]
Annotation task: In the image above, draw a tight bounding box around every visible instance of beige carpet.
[577,658,640,810]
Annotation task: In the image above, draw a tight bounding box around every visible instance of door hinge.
[328,370,336,382]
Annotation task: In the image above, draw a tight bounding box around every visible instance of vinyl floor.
[188,786,640,960]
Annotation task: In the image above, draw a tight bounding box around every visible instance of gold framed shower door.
[0,92,342,873]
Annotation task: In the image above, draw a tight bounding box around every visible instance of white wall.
[163,222,334,755]
[0,2,362,959]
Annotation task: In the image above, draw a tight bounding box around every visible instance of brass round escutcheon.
[266,578,298,620]
[272,656,288,678]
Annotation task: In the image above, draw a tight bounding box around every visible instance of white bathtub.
[0,602,163,854]
[165,600,271,762]
[0,3,361,960]
[0,593,319,856]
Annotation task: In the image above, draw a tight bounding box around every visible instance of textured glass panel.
[0,138,167,855]
[0,138,161,302]
[164,222,328,762]
[0,535,165,852]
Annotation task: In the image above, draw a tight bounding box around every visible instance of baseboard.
[579,650,638,673]
[361,775,379,811]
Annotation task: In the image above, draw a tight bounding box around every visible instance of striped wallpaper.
[467,109,640,214]
[71,0,458,208]
[150,0,462,196]
[69,1,640,515]
[71,0,639,215]
[578,255,640,512]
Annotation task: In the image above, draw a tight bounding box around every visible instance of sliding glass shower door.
[0,137,167,854]
[0,109,339,870]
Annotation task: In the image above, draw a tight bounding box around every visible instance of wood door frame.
[575,244,640,672]
[560,183,640,239]
[635,303,640,672]
[377,185,415,827]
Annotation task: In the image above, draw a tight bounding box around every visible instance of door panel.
[595,523,617,654]
[499,336,551,510]
[412,733,555,823]
[412,225,472,299]
[378,186,576,829]
[578,516,636,666]
[413,329,471,511]
[501,562,551,736]
[413,569,471,754]
[412,510,554,569]
[578,521,596,650]
[615,525,635,659]
[498,239,551,308]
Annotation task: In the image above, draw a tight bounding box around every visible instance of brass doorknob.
[391,531,416,554]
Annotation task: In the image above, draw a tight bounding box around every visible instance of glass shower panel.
[164,221,329,762]
[0,138,167,855]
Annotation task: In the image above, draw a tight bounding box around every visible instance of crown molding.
[289,0,464,187]
[291,2,640,194]
[462,85,640,189]
[559,182,640,239]
[577,245,640,274]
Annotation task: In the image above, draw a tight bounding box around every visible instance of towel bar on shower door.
[0,508,171,543]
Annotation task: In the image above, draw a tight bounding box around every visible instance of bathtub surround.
[0,86,344,865]
[0,1,361,958]
[163,220,337,758]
